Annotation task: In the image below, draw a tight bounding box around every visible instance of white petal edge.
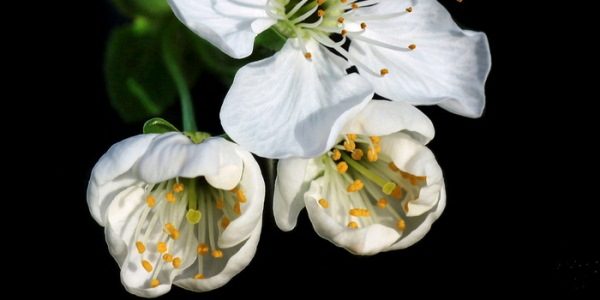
[88,134,158,225]
[168,0,270,59]
[221,39,374,159]
[341,99,435,144]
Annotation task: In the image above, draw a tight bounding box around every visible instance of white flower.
[274,100,445,255]
[169,0,490,158]
[87,133,265,297]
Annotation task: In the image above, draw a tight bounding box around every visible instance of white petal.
[87,134,157,225]
[135,134,243,191]
[175,221,262,292]
[341,100,435,144]
[348,0,491,117]
[218,145,265,248]
[221,40,374,158]
[168,0,270,59]
[273,158,323,231]
[304,178,401,255]
[388,185,446,250]
[381,132,444,216]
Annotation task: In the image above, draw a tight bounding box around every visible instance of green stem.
[162,36,197,132]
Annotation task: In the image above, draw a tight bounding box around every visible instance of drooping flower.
[169,0,490,158]
[87,133,265,297]
[274,100,445,255]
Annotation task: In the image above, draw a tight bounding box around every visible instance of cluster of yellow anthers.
[321,134,427,231]
[132,179,248,288]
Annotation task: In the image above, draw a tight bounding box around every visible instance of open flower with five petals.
[274,100,445,255]
[87,133,265,297]
[169,0,491,158]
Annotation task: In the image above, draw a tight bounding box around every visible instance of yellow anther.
[337,161,348,174]
[194,274,205,280]
[221,216,231,229]
[212,250,224,258]
[347,133,357,141]
[351,149,364,160]
[172,257,182,268]
[197,244,209,255]
[331,149,342,161]
[304,52,312,60]
[380,68,389,76]
[352,3,359,9]
[234,201,241,215]
[318,9,325,17]
[341,0,347,3]
[163,253,174,262]
[216,197,224,209]
[405,6,413,13]
[318,198,329,208]
[165,223,180,240]
[341,29,348,36]
[391,186,404,200]
[236,189,247,203]
[349,208,370,217]
[367,147,378,162]
[360,22,367,29]
[230,186,239,193]
[157,242,167,253]
[317,0,326,5]
[408,44,416,50]
[150,279,160,288]
[388,162,399,172]
[377,198,388,208]
[397,219,406,231]
[146,195,156,208]
[347,221,359,229]
[369,136,380,144]
[135,241,146,254]
[375,144,382,153]
[343,139,356,151]
[347,179,364,192]
[173,182,184,193]
[337,16,345,23]
[399,170,427,185]
[403,201,410,213]
[166,192,176,203]
[141,260,153,272]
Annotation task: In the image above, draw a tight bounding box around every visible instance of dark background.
[44,0,598,297]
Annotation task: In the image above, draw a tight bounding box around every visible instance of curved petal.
[218,144,265,248]
[135,134,243,190]
[168,0,271,59]
[273,158,323,231]
[175,221,262,292]
[221,39,374,159]
[341,100,435,144]
[348,0,491,117]
[88,134,158,225]
[304,177,401,255]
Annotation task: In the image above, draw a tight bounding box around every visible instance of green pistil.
[341,152,397,195]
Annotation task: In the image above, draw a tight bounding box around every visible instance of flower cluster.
[90,0,490,297]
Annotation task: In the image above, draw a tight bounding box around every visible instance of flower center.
[131,177,248,288]
[267,0,417,76]
[320,134,427,231]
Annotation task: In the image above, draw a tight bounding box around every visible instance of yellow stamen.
[146,195,156,208]
[172,257,182,268]
[197,244,209,256]
[151,279,160,288]
[236,189,247,203]
[221,216,230,229]
[341,29,348,36]
[173,182,184,193]
[157,242,167,253]
[347,179,364,192]
[405,6,413,13]
[396,219,406,231]
[369,136,380,144]
[349,208,370,217]
[388,162,399,171]
[304,52,312,60]
[337,161,348,174]
[374,144,381,153]
[135,241,146,254]
[318,0,326,4]
[351,149,364,160]
[391,186,404,200]
[351,3,359,9]
[360,22,367,29]
[347,133,357,141]
[194,274,205,280]
[318,9,325,17]
[403,201,410,213]
[233,201,241,215]
[343,139,356,151]
[337,16,345,23]
[331,149,342,160]
[216,197,225,209]
[341,0,347,3]
[380,68,389,76]
[347,221,359,229]
[166,192,176,203]
[163,253,174,262]
[408,44,416,50]
[165,223,180,240]
[141,260,153,272]
[377,198,388,208]
[212,250,224,258]
[367,147,378,162]
[318,198,329,208]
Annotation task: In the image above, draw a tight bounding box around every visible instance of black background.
[41,0,599,297]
